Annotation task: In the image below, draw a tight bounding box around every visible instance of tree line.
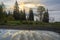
[0,1,49,24]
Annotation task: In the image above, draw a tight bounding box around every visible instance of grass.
[0,21,60,28]
[6,21,21,25]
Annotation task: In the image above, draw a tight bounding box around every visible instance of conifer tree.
[0,2,7,21]
[43,9,49,23]
[28,9,34,21]
[22,9,26,20]
[13,1,20,20]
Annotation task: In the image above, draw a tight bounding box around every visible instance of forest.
[0,1,50,25]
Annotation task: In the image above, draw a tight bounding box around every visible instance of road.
[0,25,60,33]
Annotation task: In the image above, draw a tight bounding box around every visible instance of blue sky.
[0,0,60,22]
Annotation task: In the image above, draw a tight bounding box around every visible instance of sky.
[0,0,60,22]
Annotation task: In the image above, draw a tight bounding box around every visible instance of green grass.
[6,21,21,25]
[0,21,60,27]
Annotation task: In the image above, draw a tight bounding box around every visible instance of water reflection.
[0,29,60,40]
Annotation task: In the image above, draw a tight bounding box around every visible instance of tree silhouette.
[7,11,14,21]
[0,3,6,21]
[19,9,26,21]
[37,6,45,22]
[19,10,23,21]
[0,2,8,24]
[22,9,26,20]
[28,9,34,21]
[13,1,20,20]
[43,9,49,23]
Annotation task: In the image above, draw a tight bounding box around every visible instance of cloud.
[40,0,60,11]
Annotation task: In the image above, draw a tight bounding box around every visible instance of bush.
[7,21,21,25]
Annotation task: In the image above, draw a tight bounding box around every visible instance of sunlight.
[18,2,45,11]
[25,4,36,8]
[6,2,45,12]
[19,2,25,10]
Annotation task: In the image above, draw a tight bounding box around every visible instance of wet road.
[0,25,60,33]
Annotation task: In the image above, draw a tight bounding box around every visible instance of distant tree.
[19,10,23,21]
[37,6,45,22]
[0,3,3,18]
[0,3,7,21]
[43,9,49,23]
[1,2,5,11]
[19,10,26,21]
[7,11,14,21]
[13,1,20,20]
[28,9,34,21]
[3,11,7,21]
[22,9,26,20]
[0,4,3,21]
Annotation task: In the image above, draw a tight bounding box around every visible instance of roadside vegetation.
[0,20,60,28]
[0,1,60,27]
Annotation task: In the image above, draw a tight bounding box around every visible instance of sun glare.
[8,2,45,12]
[18,2,45,11]
[19,2,25,10]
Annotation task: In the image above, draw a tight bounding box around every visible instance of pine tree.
[43,9,49,23]
[0,2,7,24]
[19,10,23,20]
[0,3,6,20]
[28,9,34,21]
[0,4,3,21]
[13,1,20,20]
[19,10,26,21]
[22,9,26,20]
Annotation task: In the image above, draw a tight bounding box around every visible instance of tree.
[0,3,6,20]
[13,1,20,20]
[0,2,7,24]
[19,10,26,21]
[7,11,14,21]
[37,6,45,22]
[28,9,34,21]
[43,9,49,23]
[22,9,26,20]
[19,10,23,21]
[0,4,3,21]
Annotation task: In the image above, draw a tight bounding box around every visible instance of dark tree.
[0,4,3,21]
[28,9,34,21]
[0,2,8,24]
[19,10,26,21]
[43,9,49,23]
[0,3,7,21]
[19,10,23,20]
[22,9,26,20]
[7,11,14,21]
[13,1,20,20]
